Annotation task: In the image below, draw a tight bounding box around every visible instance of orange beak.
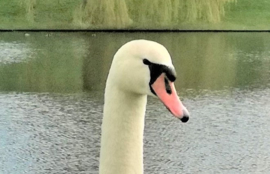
[151,74,189,122]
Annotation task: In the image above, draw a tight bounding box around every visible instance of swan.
[99,40,190,174]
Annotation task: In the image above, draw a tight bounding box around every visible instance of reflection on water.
[0,41,34,64]
[0,32,270,173]
[1,32,270,93]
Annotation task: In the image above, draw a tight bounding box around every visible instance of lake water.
[0,32,270,174]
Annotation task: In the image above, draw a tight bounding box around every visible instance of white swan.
[99,40,190,174]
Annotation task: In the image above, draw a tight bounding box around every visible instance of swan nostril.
[180,116,189,123]
[164,78,172,94]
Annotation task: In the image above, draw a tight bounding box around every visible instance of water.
[0,32,270,174]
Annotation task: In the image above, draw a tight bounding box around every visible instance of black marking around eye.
[143,58,176,83]
[143,59,151,65]
[143,58,176,95]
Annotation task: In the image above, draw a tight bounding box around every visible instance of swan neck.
[100,87,147,174]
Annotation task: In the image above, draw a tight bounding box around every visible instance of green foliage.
[127,0,236,25]
[3,0,270,29]
[224,0,270,29]
[74,0,236,29]
[0,0,23,16]
[0,0,81,29]
[73,0,132,28]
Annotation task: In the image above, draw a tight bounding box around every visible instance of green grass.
[0,0,270,30]
[0,0,80,29]
[222,0,270,29]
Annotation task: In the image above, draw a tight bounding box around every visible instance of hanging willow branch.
[20,0,36,22]
[74,0,132,28]
[74,0,236,28]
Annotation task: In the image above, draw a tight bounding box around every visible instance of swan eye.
[143,58,176,95]
[143,58,176,82]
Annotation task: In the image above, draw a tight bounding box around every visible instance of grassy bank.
[222,0,270,30]
[0,0,80,29]
[0,0,269,30]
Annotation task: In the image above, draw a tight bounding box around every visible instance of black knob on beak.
[180,115,189,123]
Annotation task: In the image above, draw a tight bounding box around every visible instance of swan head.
[107,40,189,122]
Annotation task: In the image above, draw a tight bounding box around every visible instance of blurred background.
[0,0,269,30]
[1,1,270,174]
